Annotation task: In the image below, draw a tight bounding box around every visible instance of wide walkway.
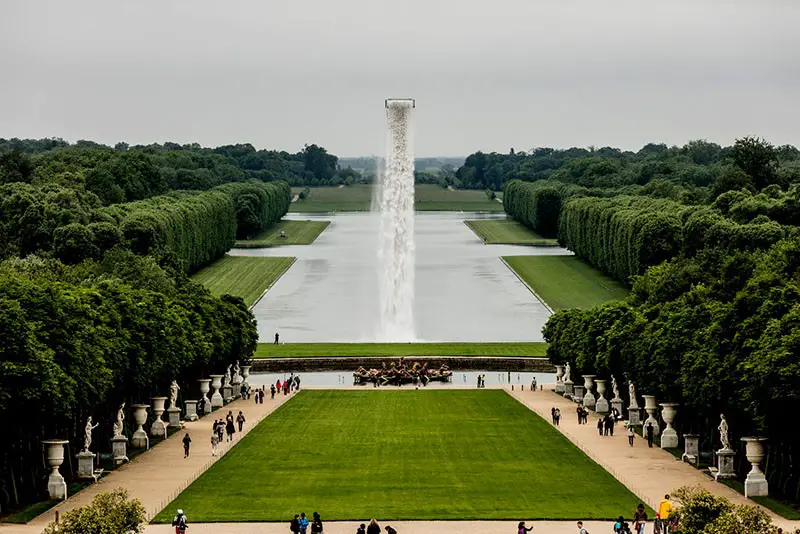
[2,389,292,533]
[509,386,800,532]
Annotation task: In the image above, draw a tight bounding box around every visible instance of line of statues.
[353,358,453,386]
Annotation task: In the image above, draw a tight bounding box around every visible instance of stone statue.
[612,376,620,400]
[84,416,99,452]
[224,365,232,387]
[169,380,180,410]
[718,414,731,450]
[628,381,638,408]
[233,360,241,380]
[113,402,125,438]
[563,363,571,383]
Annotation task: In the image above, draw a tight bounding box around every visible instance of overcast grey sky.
[1,0,798,156]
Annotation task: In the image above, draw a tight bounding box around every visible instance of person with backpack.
[172,509,188,533]
[236,411,246,432]
[290,514,300,534]
[576,520,588,534]
[633,503,648,534]
[298,512,309,534]
[182,432,191,458]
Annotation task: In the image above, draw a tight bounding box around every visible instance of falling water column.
[376,98,416,341]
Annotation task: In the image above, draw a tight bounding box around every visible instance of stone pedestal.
[76,451,97,480]
[628,406,641,426]
[150,397,168,437]
[660,403,679,448]
[241,365,251,391]
[210,375,224,408]
[642,395,661,436]
[198,379,212,414]
[111,436,129,465]
[742,437,769,497]
[573,385,585,403]
[184,400,199,421]
[131,404,149,449]
[595,379,609,414]
[611,398,624,418]
[167,407,182,428]
[555,365,565,394]
[682,434,699,466]
[222,385,233,404]
[582,375,596,409]
[563,380,574,398]
[713,449,736,480]
[42,440,69,500]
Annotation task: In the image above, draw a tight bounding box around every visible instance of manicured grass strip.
[722,480,800,519]
[154,390,643,521]
[234,220,330,247]
[503,256,629,311]
[290,185,503,212]
[254,342,548,358]
[465,219,558,245]
[191,256,295,307]
[0,500,59,524]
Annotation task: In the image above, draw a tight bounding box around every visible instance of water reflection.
[249,370,556,389]
[231,213,571,343]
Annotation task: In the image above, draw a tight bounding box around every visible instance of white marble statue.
[563,363,571,383]
[233,360,241,381]
[113,402,125,438]
[612,376,620,400]
[84,416,99,452]
[719,414,731,450]
[628,381,638,408]
[169,380,180,410]
[224,365,232,387]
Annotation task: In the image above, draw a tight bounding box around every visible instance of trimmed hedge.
[502,179,587,237]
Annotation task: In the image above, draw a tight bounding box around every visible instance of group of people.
[289,512,323,534]
[476,374,488,388]
[596,413,616,436]
[252,384,277,404]
[210,410,245,455]
[549,407,562,426]
[357,519,397,534]
[277,374,301,395]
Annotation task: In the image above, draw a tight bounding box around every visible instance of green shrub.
[42,488,145,534]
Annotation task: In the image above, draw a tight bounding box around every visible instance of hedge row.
[502,179,588,236]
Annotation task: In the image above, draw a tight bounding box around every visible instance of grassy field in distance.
[465,219,558,245]
[253,342,548,358]
[190,256,295,307]
[503,255,629,310]
[234,220,330,247]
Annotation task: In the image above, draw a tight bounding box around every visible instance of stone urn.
[742,437,769,497]
[41,440,69,500]
[131,404,149,449]
[595,379,609,414]
[642,395,660,436]
[582,375,596,409]
[659,403,679,448]
[555,365,565,394]
[150,396,168,437]
[241,365,251,391]
[198,379,212,414]
[209,374,224,408]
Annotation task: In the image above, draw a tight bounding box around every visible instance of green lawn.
[234,220,330,248]
[464,220,558,245]
[154,390,642,521]
[254,342,547,358]
[503,256,629,310]
[191,256,295,307]
[289,184,503,212]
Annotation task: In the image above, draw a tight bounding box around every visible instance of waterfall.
[375,99,416,341]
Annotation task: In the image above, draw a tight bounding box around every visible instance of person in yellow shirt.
[657,494,674,534]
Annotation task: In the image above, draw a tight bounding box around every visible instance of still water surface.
[230,212,571,343]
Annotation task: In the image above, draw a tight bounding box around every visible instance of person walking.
[211,432,219,456]
[554,408,561,426]
[551,407,556,424]
[357,524,366,534]
[290,514,300,534]
[271,384,276,399]
[172,509,188,533]
[576,406,583,424]
[182,432,191,458]
[236,411,245,432]
[216,420,224,443]
[311,512,323,534]
[646,422,655,448]
[366,519,381,534]
[576,520,589,534]
[226,417,235,442]
[597,418,604,436]
[657,494,674,534]
[627,424,635,446]
[633,503,648,534]
[518,520,533,533]
[299,512,309,534]
[275,332,280,344]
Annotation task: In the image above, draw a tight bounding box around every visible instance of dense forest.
[502,137,800,504]
[0,138,292,511]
